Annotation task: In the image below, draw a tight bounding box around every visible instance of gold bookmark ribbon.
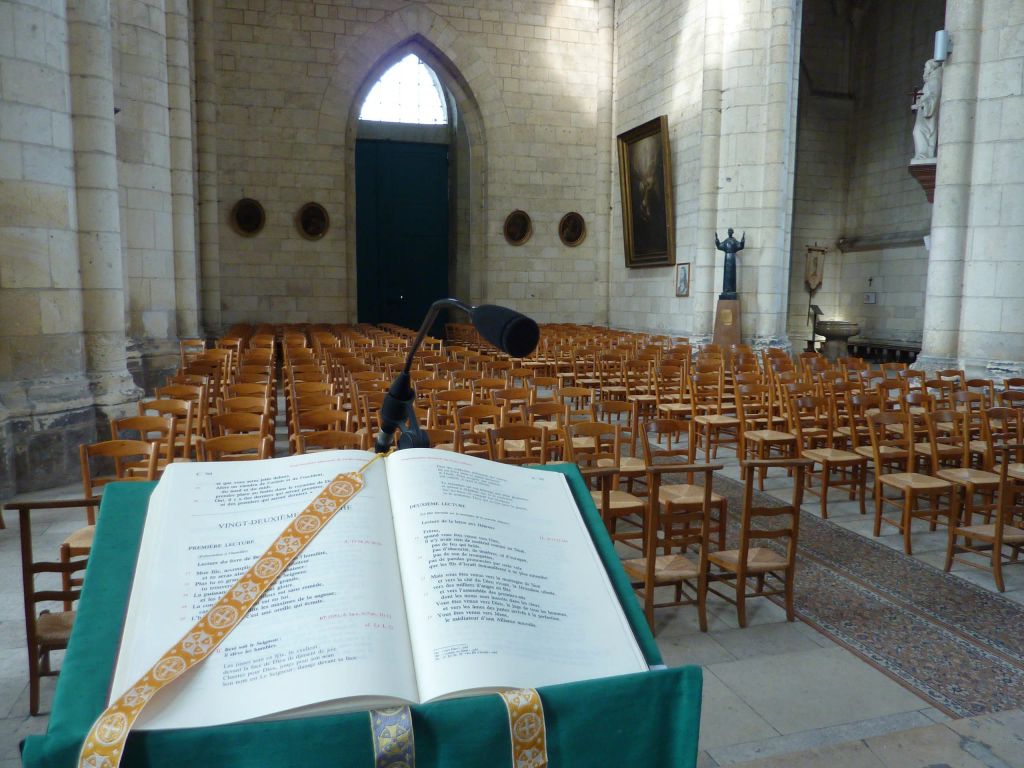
[78,461,379,768]
[370,705,415,768]
[498,689,549,768]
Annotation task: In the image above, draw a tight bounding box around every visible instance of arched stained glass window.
[359,54,448,125]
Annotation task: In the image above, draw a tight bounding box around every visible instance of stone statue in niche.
[715,228,744,300]
[911,59,942,162]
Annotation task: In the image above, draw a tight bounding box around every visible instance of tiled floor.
[2,444,1023,767]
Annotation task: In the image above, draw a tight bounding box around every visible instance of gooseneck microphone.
[374,298,540,453]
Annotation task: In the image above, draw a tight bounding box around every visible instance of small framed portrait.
[675,262,690,297]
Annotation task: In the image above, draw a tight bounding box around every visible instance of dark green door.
[356,140,450,333]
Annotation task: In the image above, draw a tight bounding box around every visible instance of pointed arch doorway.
[355,52,452,334]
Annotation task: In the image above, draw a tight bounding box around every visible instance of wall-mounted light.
[934,30,951,62]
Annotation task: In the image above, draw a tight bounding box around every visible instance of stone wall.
[206,0,608,329]
[610,0,802,346]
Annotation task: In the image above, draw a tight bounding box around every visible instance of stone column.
[595,0,615,326]
[749,0,801,349]
[0,0,97,494]
[194,0,222,334]
[693,4,725,343]
[67,0,139,406]
[916,0,982,372]
[166,0,200,338]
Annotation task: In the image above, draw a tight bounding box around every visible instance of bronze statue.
[715,228,745,299]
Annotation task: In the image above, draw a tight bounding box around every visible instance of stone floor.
[2,443,1023,768]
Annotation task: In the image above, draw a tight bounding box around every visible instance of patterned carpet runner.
[711,475,1024,717]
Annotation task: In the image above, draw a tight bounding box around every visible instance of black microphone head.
[470,304,540,357]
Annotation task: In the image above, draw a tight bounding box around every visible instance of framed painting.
[675,262,690,297]
[617,116,675,268]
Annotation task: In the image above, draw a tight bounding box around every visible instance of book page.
[386,449,648,702]
[111,451,419,729]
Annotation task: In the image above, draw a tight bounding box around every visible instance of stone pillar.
[68,0,140,407]
[594,0,615,326]
[0,0,97,495]
[916,0,983,372]
[953,0,1024,377]
[693,4,725,343]
[750,0,801,349]
[166,0,200,338]
[194,0,222,335]
[707,0,801,349]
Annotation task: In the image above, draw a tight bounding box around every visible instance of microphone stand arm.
[401,298,471,377]
[376,298,470,453]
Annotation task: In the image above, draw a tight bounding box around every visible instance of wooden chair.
[707,458,812,627]
[691,371,740,459]
[791,396,867,519]
[454,404,504,457]
[566,421,646,550]
[925,409,1000,527]
[288,408,349,453]
[735,383,796,489]
[486,424,550,465]
[945,444,1024,591]
[430,388,474,428]
[8,498,97,714]
[622,462,721,633]
[867,411,954,554]
[138,397,197,460]
[109,414,176,475]
[640,418,728,552]
[198,434,273,461]
[80,439,160,498]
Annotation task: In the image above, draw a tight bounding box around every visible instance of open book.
[111,448,648,729]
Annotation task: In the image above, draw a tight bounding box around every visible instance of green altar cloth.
[22,464,702,768]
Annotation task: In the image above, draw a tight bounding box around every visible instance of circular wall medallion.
[558,212,586,247]
[503,210,532,246]
[296,202,330,240]
[230,198,265,236]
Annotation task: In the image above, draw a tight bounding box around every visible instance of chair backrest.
[924,409,970,472]
[557,386,596,424]
[566,420,621,468]
[999,389,1024,410]
[209,411,268,438]
[736,458,811,572]
[80,439,159,498]
[199,433,272,461]
[486,424,550,465]
[218,395,272,416]
[430,388,475,427]
[640,417,695,469]
[789,395,831,451]
[138,397,197,459]
[981,407,1024,470]
[110,415,176,467]
[867,411,913,472]
[296,430,366,454]
[455,404,504,456]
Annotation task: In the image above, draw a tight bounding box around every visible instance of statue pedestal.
[908,161,936,202]
[713,299,742,351]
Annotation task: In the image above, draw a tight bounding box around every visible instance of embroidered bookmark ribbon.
[78,468,373,768]
[498,688,549,768]
[370,706,415,768]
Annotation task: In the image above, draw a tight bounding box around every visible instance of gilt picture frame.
[617,116,675,268]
